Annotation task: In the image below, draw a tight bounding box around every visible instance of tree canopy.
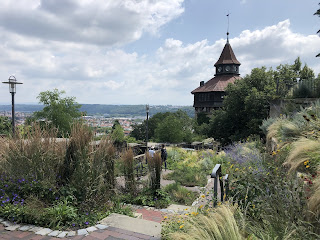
[130,110,193,143]
[202,58,317,145]
[28,89,82,136]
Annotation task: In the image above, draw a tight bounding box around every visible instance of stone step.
[99,213,161,238]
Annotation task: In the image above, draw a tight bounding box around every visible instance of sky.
[0,0,319,106]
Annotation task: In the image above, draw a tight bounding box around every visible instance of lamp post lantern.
[146,104,149,152]
[2,76,23,135]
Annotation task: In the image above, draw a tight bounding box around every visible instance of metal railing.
[211,164,229,207]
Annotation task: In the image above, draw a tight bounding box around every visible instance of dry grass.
[266,119,300,150]
[147,153,162,191]
[0,124,65,183]
[308,169,320,218]
[284,137,320,173]
[169,204,244,240]
[122,148,135,194]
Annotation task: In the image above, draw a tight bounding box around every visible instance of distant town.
[0,110,143,136]
[0,104,194,136]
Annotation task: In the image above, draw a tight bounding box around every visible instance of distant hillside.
[0,104,195,118]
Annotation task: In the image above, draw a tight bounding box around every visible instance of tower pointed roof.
[214,42,241,66]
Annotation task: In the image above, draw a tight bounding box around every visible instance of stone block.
[77,229,88,235]
[95,224,108,230]
[5,225,20,231]
[35,228,52,235]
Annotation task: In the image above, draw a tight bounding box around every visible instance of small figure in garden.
[161,144,167,171]
[149,146,155,158]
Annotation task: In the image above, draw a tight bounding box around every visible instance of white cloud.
[0,0,184,46]
[0,19,319,105]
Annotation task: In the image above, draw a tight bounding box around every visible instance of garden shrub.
[163,182,198,206]
[165,149,225,187]
[0,122,128,229]
[226,141,319,238]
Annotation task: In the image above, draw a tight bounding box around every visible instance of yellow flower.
[164,216,168,219]
[185,213,189,216]
[230,164,234,169]
[179,225,184,229]
[184,208,188,210]
[304,160,309,165]
[199,205,203,209]
[177,220,181,223]
[277,149,280,153]
[217,202,222,206]
[201,194,205,198]
[306,165,310,168]
[272,151,276,156]
[235,168,239,171]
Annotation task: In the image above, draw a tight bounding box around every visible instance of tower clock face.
[225,66,230,72]
[218,67,222,72]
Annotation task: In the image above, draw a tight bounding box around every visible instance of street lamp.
[146,104,149,152]
[2,76,23,135]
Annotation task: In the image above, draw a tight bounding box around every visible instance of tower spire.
[226,13,230,43]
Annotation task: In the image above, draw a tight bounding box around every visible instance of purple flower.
[85,222,89,225]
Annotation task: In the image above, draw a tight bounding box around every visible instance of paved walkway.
[0,208,164,240]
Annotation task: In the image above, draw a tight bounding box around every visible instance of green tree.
[300,64,315,80]
[30,89,82,136]
[130,110,193,142]
[111,124,125,145]
[155,115,184,143]
[206,59,316,145]
[0,116,11,135]
[207,67,276,145]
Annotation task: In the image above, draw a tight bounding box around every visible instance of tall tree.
[29,89,82,136]
[130,110,193,143]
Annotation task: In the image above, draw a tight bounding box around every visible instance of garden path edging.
[0,217,109,238]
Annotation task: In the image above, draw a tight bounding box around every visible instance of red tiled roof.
[191,75,241,93]
[214,42,240,66]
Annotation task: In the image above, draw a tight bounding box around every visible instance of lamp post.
[146,104,149,152]
[2,76,23,135]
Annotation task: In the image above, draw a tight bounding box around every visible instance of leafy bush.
[119,188,170,209]
[163,183,198,205]
[165,148,225,187]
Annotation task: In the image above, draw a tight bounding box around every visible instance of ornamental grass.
[122,148,136,194]
[284,137,320,173]
[168,204,244,240]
